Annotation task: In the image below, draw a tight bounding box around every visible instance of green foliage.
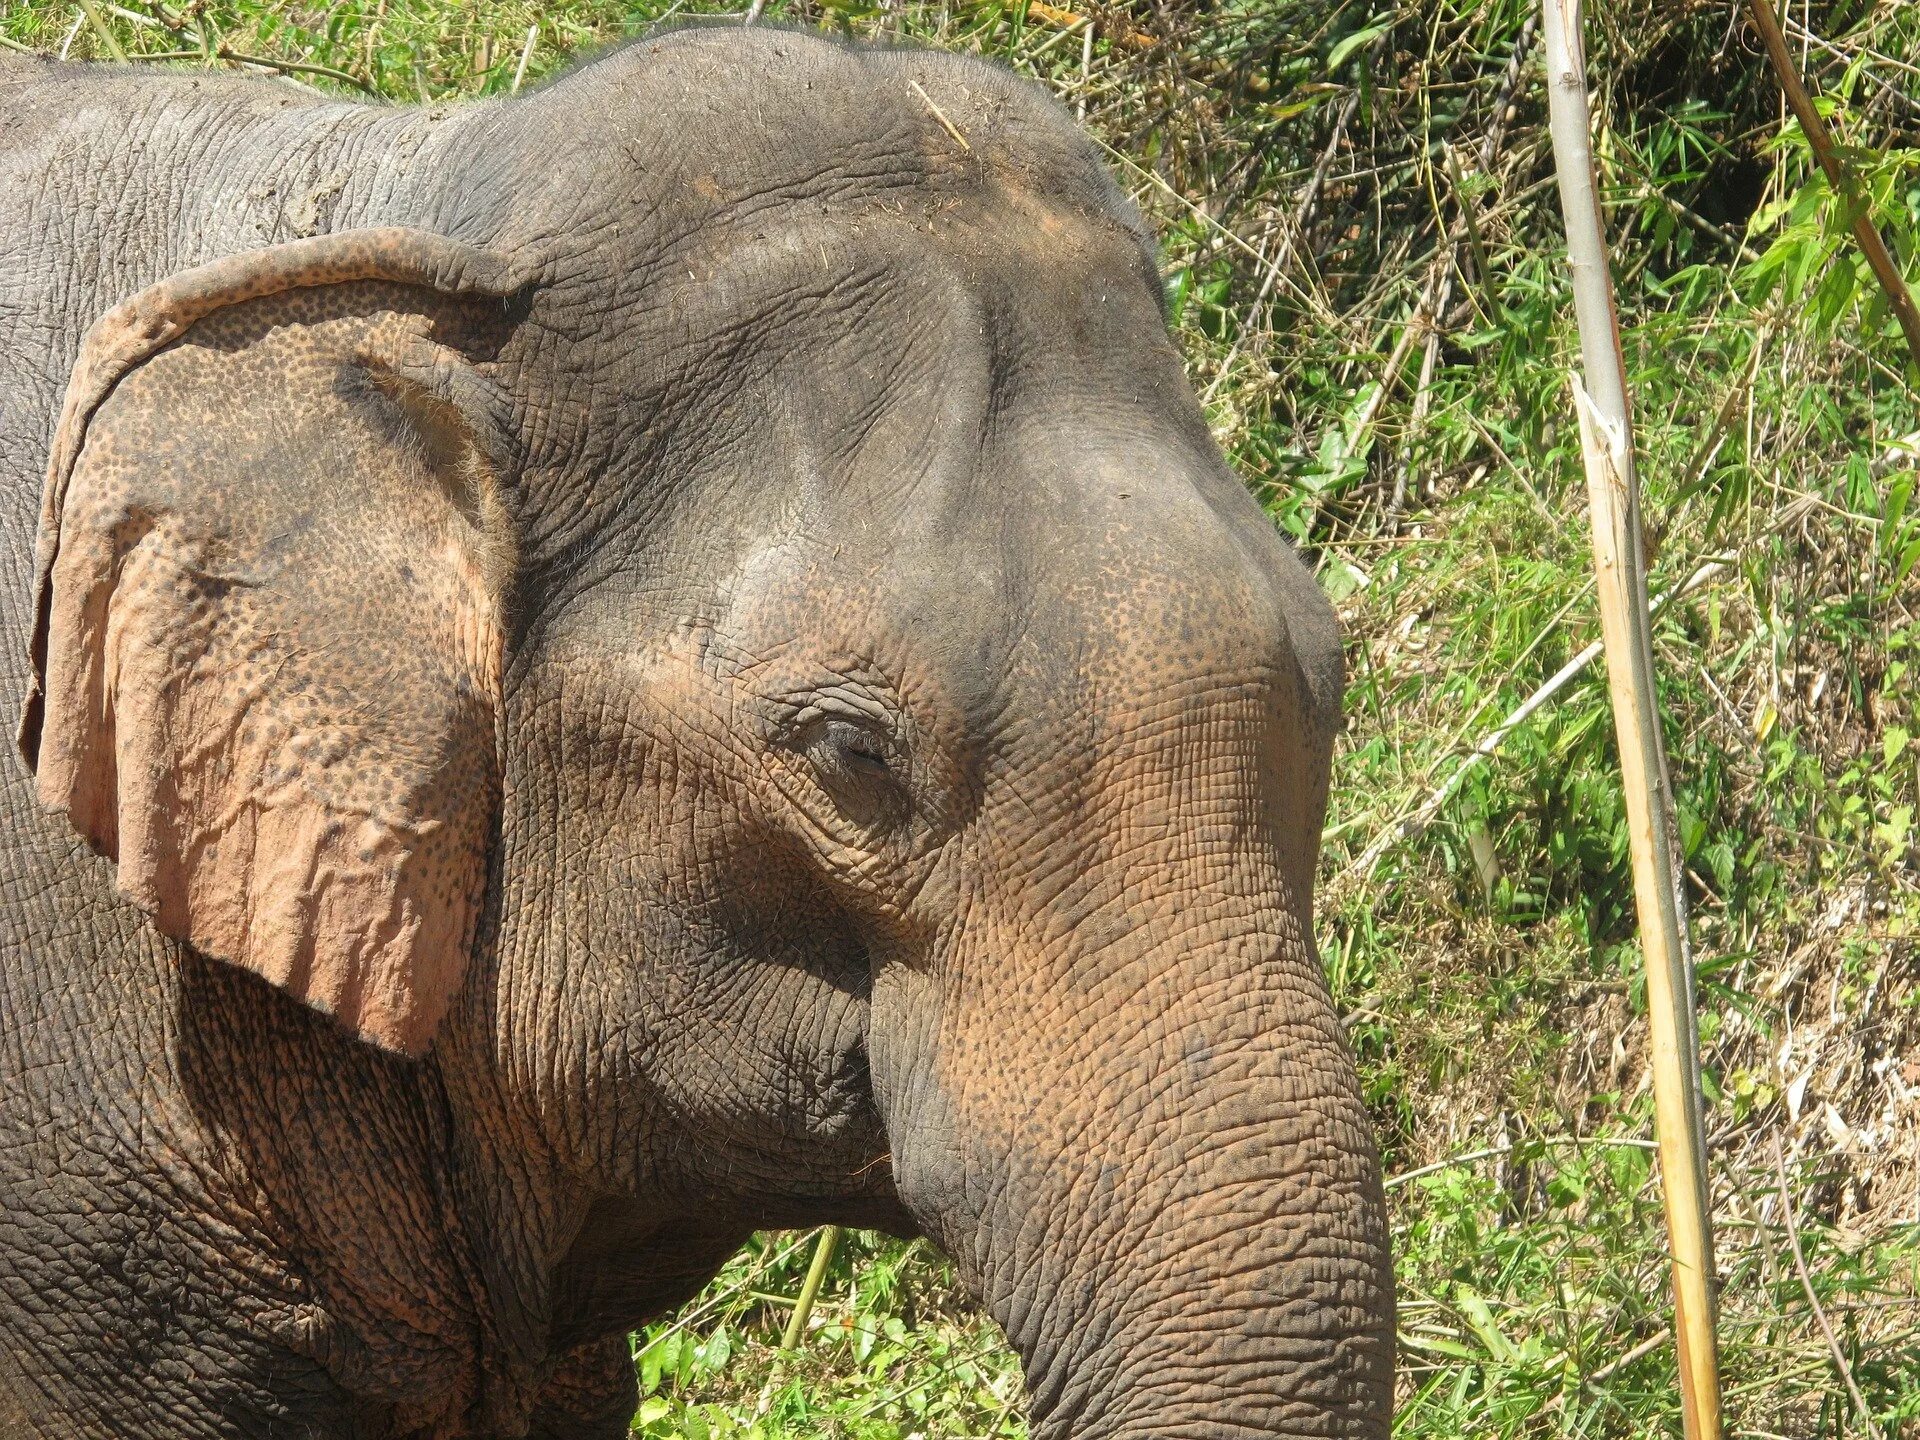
[623,1232,1020,1440]
[8,0,1920,1432]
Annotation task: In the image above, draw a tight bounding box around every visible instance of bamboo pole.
[1539,4,1723,1439]
[779,1226,841,1351]
[1746,0,1920,373]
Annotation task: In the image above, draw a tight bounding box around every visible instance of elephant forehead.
[489,27,1156,290]
[588,29,1123,193]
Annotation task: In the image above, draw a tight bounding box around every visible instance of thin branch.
[110,46,377,93]
[1341,553,1731,882]
[1202,79,1364,406]
[1747,0,1920,370]
[1541,1325,1674,1414]
[1384,1134,1657,1191]
[1478,9,1542,173]
[1386,273,1450,530]
[1586,1328,1674,1386]
[1772,1136,1885,1440]
[1778,12,1920,119]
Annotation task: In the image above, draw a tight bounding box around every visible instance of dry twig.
[112,45,377,92]
[1772,1135,1885,1440]
[1747,0,1920,370]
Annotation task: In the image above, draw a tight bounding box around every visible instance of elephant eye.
[836,721,891,771]
[800,716,907,828]
[809,718,892,778]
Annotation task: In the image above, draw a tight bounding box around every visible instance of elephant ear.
[21,229,530,1056]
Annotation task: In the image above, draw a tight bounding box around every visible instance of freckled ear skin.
[20,229,528,1057]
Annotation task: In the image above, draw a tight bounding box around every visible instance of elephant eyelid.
[800,713,901,769]
[773,688,907,756]
[819,718,893,772]
[759,685,918,830]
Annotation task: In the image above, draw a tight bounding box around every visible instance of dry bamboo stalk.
[1747,0,1920,372]
[1541,4,1723,1439]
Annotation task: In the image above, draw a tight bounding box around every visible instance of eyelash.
[838,730,890,771]
[810,717,895,774]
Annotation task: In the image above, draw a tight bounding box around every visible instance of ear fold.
[22,229,530,1056]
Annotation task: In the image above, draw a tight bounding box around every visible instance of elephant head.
[20,26,1391,1439]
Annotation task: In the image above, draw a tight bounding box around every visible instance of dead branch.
[1747,0,1920,370]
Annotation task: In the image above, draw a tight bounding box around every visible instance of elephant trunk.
[863,509,1391,1436]
[873,903,1395,1440]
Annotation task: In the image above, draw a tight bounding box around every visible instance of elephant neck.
[430,1008,607,1433]
[167,954,500,1433]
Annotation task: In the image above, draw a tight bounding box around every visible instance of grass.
[6,0,1920,1433]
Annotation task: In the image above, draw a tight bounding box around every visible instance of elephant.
[0,24,1393,1440]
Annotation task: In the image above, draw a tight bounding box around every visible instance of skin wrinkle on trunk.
[0,32,1391,1440]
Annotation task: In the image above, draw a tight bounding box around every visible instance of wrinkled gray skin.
[0,27,1392,1440]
